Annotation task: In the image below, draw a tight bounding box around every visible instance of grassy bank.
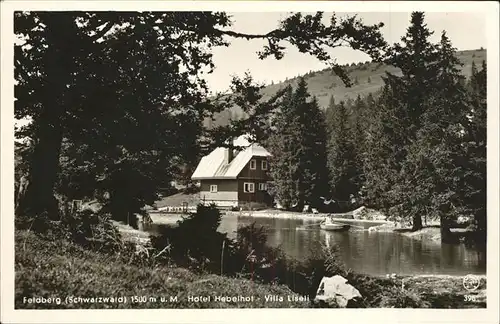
[15,228,487,309]
[15,230,308,309]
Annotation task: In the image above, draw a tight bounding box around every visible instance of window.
[249,159,256,170]
[258,183,268,191]
[243,182,255,193]
[210,185,218,193]
[261,160,268,170]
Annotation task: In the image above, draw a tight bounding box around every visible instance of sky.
[204,12,487,93]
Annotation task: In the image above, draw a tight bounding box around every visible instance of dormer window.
[261,160,268,170]
[249,159,256,170]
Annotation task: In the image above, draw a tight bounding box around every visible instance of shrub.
[150,204,230,272]
[231,222,285,278]
[16,208,125,254]
[65,210,124,252]
[149,207,288,280]
[182,184,200,194]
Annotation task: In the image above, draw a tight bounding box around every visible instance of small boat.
[320,217,350,231]
[320,223,350,231]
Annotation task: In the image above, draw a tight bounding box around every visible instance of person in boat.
[322,214,334,224]
[321,214,332,224]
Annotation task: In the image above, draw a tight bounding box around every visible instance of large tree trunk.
[109,193,130,226]
[108,170,139,228]
[17,111,63,220]
[439,204,454,243]
[16,14,75,220]
[412,214,423,231]
[15,175,29,213]
[440,214,453,243]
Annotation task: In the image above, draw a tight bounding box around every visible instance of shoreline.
[150,209,379,221]
[145,210,473,245]
[225,210,327,220]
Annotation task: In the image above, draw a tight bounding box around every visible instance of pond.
[141,214,486,277]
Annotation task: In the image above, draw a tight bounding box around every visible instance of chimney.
[224,147,234,164]
[224,136,237,164]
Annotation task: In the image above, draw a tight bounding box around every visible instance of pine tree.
[370,12,438,230]
[325,95,336,133]
[326,101,359,207]
[362,85,403,211]
[301,96,330,208]
[402,32,469,239]
[268,86,299,209]
[351,95,367,194]
[471,61,478,78]
[290,78,312,209]
[268,78,329,210]
[384,11,438,140]
[365,92,377,109]
[463,60,486,241]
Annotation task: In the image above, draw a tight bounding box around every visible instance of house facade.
[191,135,272,209]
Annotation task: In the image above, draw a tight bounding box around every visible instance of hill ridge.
[207,48,486,128]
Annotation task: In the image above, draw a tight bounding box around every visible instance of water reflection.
[144,214,486,276]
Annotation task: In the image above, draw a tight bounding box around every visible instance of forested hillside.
[207,48,486,128]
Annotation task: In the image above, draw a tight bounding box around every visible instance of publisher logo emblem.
[463,274,481,292]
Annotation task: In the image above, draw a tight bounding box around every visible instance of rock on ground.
[314,275,362,307]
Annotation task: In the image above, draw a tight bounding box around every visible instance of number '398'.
[464,295,478,302]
